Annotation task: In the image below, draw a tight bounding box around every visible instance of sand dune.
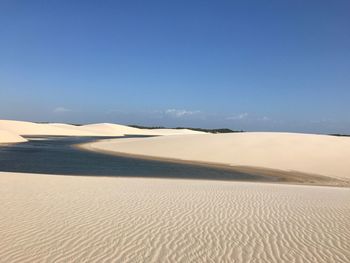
[81,123,205,136]
[0,120,105,137]
[147,128,206,136]
[0,172,349,262]
[82,132,350,182]
[81,123,149,136]
[0,120,204,141]
[0,130,27,144]
[48,123,125,136]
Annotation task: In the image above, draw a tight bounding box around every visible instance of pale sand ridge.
[0,172,349,262]
[0,120,204,141]
[81,123,205,136]
[144,128,206,136]
[47,123,123,136]
[0,120,107,137]
[0,130,27,144]
[81,123,145,136]
[82,132,350,182]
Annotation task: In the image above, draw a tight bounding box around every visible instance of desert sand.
[0,120,204,141]
[143,127,206,136]
[81,132,350,183]
[47,123,124,136]
[0,172,349,262]
[0,120,108,137]
[0,130,27,144]
[1,121,349,262]
[80,123,205,136]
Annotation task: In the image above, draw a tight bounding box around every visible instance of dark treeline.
[329,134,350,137]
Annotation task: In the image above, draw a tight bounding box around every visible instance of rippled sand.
[1,172,349,262]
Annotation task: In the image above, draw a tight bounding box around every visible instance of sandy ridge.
[0,120,204,143]
[0,130,27,144]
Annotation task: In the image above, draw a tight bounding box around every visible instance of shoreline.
[77,140,350,187]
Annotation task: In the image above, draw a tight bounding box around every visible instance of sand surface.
[143,128,206,136]
[0,120,107,137]
[0,130,27,144]
[0,172,349,262]
[0,120,204,141]
[82,132,350,183]
[47,123,123,136]
[1,122,349,262]
[81,123,205,136]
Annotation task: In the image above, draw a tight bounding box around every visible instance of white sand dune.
[82,132,350,182]
[81,123,205,136]
[147,128,206,136]
[81,123,149,136]
[48,123,125,136]
[0,130,27,144]
[0,172,349,262]
[0,120,105,137]
[0,120,204,141]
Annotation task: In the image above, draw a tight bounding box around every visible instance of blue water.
[0,136,270,181]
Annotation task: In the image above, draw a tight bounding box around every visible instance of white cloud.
[226,112,249,120]
[260,116,270,121]
[165,109,201,118]
[53,107,71,114]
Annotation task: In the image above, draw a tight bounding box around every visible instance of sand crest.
[81,123,205,136]
[0,120,204,141]
[0,120,107,137]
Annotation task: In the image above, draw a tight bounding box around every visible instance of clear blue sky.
[1,0,349,133]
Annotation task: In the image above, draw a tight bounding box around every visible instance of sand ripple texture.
[0,172,349,263]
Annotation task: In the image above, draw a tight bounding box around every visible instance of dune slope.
[0,130,27,143]
[82,132,350,182]
[82,123,147,136]
[0,120,203,137]
[146,128,206,136]
[82,123,205,136]
[0,172,349,262]
[0,120,108,136]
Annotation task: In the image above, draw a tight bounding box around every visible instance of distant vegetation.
[177,127,244,133]
[129,125,243,134]
[329,134,350,137]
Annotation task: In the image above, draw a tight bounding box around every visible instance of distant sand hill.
[0,120,108,137]
[80,123,204,136]
[0,120,204,142]
[0,130,27,143]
